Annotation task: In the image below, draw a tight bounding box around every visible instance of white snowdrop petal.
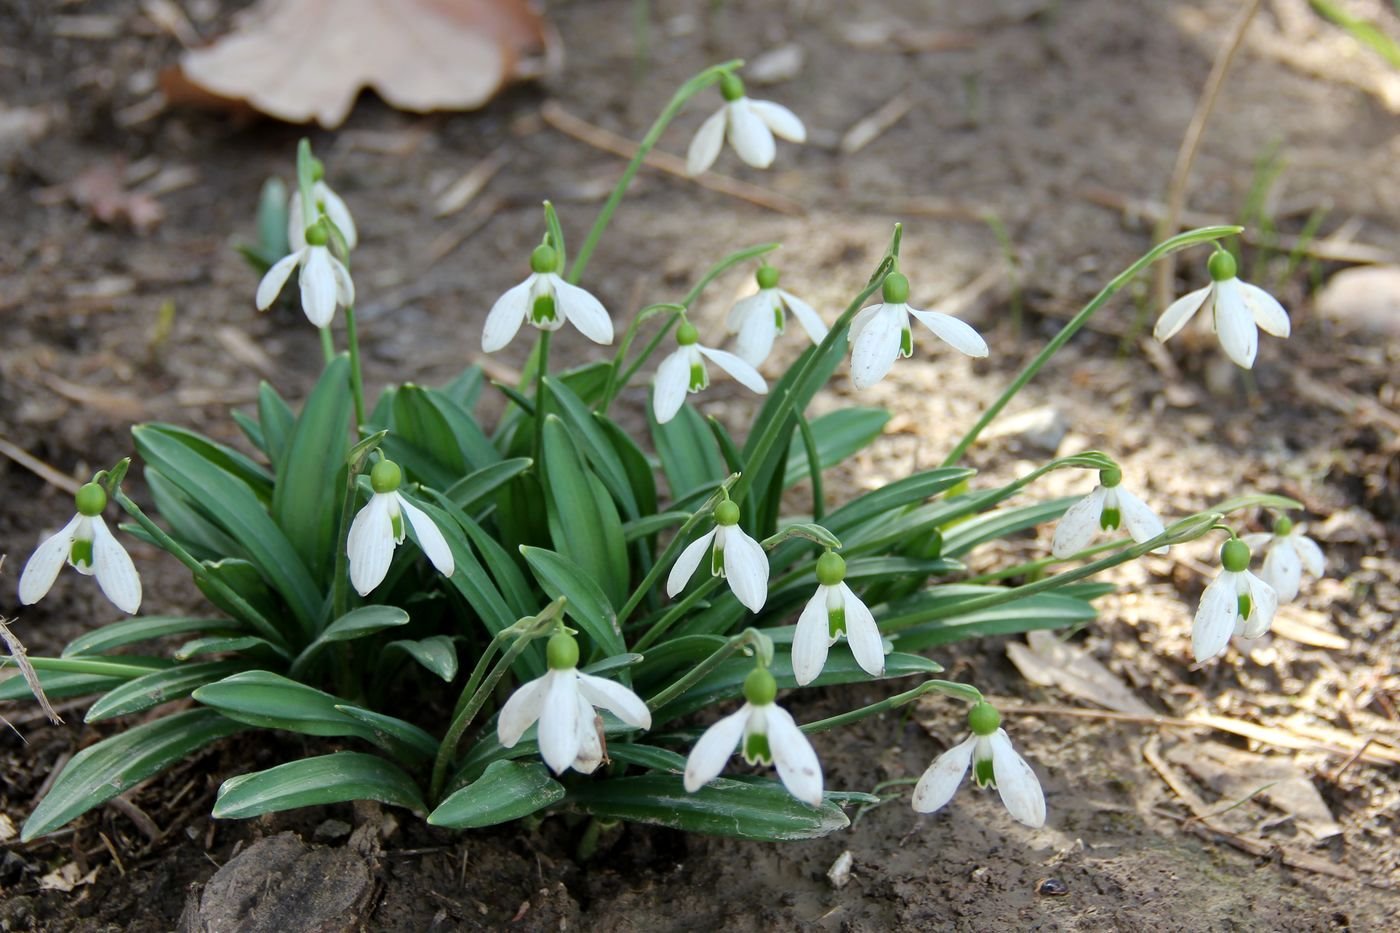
[255,251,302,311]
[347,494,397,596]
[1213,279,1258,368]
[652,348,693,424]
[1051,487,1107,558]
[537,671,583,774]
[684,706,749,791]
[726,98,777,168]
[838,583,886,678]
[667,529,717,597]
[399,496,455,579]
[1240,533,1272,551]
[288,193,307,252]
[554,279,614,345]
[848,305,903,389]
[697,345,769,394]
[496,673,551,748]
[90,516,142,614]
[329,256,355,308]
[1192,572,1239,663]
[726,291,771,335]
[911,734,976,813]
[1240,282,1290,337]
[848,303,882,342]
[722,527,770,612]
[748,100,807,142]
[18,514,83,606]
[316,182,358,250]
[686,105,728,176]
[907,307,989,357]
[1153,285,1211,342]
[1116,487,1167,551]
[1294,534,1325,578]
[780,290,828,345]
[765,705,824,806]
[577,672,652,730]
[481,276,534,352]
[790,587,832,686]
[298,246,339,327]
[733,298,779,367]
[571,693,604,774]
[1259,538,1301,602]
[989,729,1047,828]
[1241,571,1279,640]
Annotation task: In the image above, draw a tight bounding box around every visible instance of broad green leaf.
[273,355,351,581]
[629,634,726,684]
[145,468,243,561]
[428,760,564,829]
[319,605,410,643]
[231,409,266,457]
[86,660,246,722]
[650,402,726,503]
[784,408,890,488]
[540,416,629,608]
[599,418,658,518]
[521,546,624,659]
[622,511,690,542]
[424,386,501,470]
[22,709,243,840]
[440,364,485,411]
[393,384,466,476]
[257,381,296,468]
[0,670,126,702]
[334,705,439,761]
[174,635,288,661]
[566,775,850,840]
[62,616,236,658]
[193,670,375,739]
[941,497,1078,557]
[21,656,171,678]
[606,744,687,772]
[387,636,458,682]
[140,422,273,499]
[444,458,532,511]
[439,497,535,617]
[544,376,639,519]
[882,588,1099,651]
[194,558,285,641]
[824,467,975,540]
[214,752,425,819]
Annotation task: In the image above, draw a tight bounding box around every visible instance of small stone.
[1036,877,1070,896]
[982,405,1070,453]
[1315,266,1400,338]
[746,44,806,85]
[825,850,854,889]
[313,818,352,842]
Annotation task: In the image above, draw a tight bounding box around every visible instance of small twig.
[433,147,508,218]
[107,794,162,843]
[840,91,913,154]
[0,437,82,495]
[539,101,805,216]
[1327,737,1375,784]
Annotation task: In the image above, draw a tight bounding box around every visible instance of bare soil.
[2,1,1398,930]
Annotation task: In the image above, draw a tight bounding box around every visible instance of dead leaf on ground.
[1007,630,1156,715]
[175,0,550,128]
[39,862,101,892]
[1164,740,1342,841]
[38,161,165,234]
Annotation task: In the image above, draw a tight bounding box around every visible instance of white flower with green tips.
[346,460,454,596]
[1154,250,1290,369]
[684,668,823,806]
[687,72,806,175]
[498,631,652,775]
[666,498,769,612]
[482,245,614,352]
[849,272,989,390]
[912,702,1045,828]
[289,179,358,251]
[255,218,355,328]
[1051,467,1167,558]
[726,264,828,367]
[652,318,768,424]
[1242,516,1323,604]
[791,551,885,685]
[19,482,141,615]
[1191,537,1279,663]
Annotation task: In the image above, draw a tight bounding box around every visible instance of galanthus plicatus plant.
[5,61,1313,847]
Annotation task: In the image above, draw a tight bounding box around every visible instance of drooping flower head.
[482,244,614,352]
[726,264,828,367]
[791,551,885,685]
[686,72,807,176]
[683,667,824,805]
[19,482,141,615]
[346,459,454,596]
[666,498,769,612]
[1153,249,1290,369]
[255,218,356,328]
[288,173,358,252]
[497,630,652,774]
[652,318,768,424]
[912,701,1046,828]
[1051,467,1167,558]
[1191,536,1280,663]
[1241,515,1324,603]
[849,271,990,390]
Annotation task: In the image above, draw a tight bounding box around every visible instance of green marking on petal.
[773,305,785,332]
[1237,593,1252,620]
[711,544,724,577]
[390,511,405,540]
[743,731,772,765]
[70,538,93,569]
[827,606,847,639]
[1100,507,1121,531]
[531,294,557,324]
[973,756,996,788]
[899,328,913,357]
[689,362,708,392]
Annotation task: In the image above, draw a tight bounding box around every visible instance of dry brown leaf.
[1164,741,1342,841]
[177,0,548,128]
[42,162,165,234]
[1006,630,1155,715]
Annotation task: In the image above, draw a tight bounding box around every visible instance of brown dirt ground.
[2,0,1398,930]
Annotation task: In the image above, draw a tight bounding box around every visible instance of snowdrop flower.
[289,179,358,251]
[498,631,652,774]
[1051,467,1167,558]
[255,218,355,328]
[19,482,141,615]
[1154,250,1290,369]
[1242,516,1324,603]
[849,272,989,390]
[652,319,767,424]
[687,72,806,175]
[346,460,454,596]
[666,498,769,612]
[726,265,828,367]
[792,551,885,685]
[912,702,1045,828]
[482,245,613,352]
[1192,537,1280,663]
[684,667,823,805]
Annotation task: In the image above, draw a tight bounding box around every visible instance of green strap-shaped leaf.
[421,386,501,471]
[22,709,243,840]
[387,636,458,682]
[273,355,352,582]
[318,605,410,643]
[521,546,625,659]
[193,670,375,739]
[544,376,640,519]
[599,418,658,518]
[650,401,726,504]
[86,660,247,722]
[881,589,1099,651]
[257,381,296,468]
[194,558,285,639]
[174,635,288,661]
[0,670,125,702]
[540,416,630,608]
[145,468,244,561]
[62,616,236,658]
[231,409,266,458]
[427,760,565,829]
[140,422,274,499]
[213,752,425,819]
[440,364,485,412]
[392,384,466,476]
[566,775,850,841]
[940,497,1078,557]
[334,705,439,762]
[783,408,890,488]
[443,458,532,511]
